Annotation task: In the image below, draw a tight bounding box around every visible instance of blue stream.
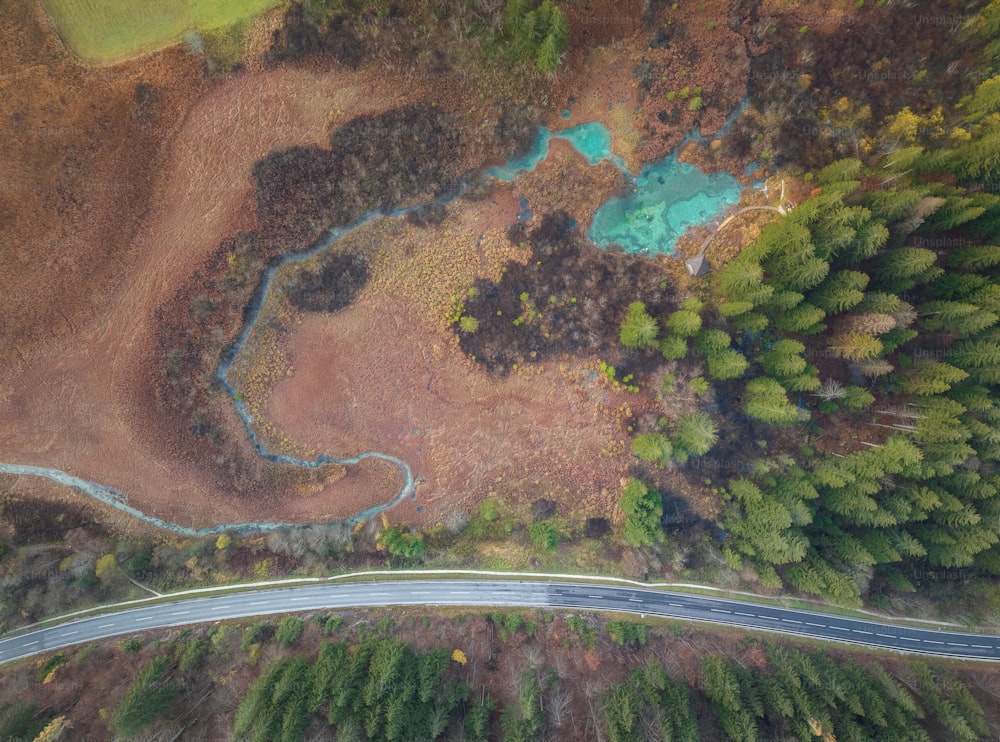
[1,107,747,535]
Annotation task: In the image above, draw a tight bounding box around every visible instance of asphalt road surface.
[2,580,998,666]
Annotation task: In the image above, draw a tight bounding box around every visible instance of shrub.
[276,616,305,647]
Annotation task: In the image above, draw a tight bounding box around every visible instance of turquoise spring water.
[488,121,742,255]
[1,118,744,535]
[486,122,628,180]
[588,156,742,255]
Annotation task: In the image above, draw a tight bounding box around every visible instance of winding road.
[2,578,999,666]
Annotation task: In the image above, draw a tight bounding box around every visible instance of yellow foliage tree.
[215,533,231,551]
[95,554,118,580]
[32,716,72,742]
[451,649,467,665]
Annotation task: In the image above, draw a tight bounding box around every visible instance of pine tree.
[810,270,869,313]
[673,411,718,457]
[716,259,765,299]
[536,32,560,72]
[619,301,659,349]
[873,247,938,288]
[660,334,688,360]
[817,158,863,185]
[619,478,663,547]
[707,348,749,379]
[696,328,732,353]
[771,302,827,334]
[828,332,884,360]
[835,312,897,336]
[632,432,671,465]
[855,358,895,377]
[744,378,800,425]
[666,308,702,337]
[897,361,969,396]
[948,245,1000,270]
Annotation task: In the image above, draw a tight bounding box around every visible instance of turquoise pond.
[487,121,742,256]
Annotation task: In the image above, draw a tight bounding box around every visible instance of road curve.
[2,580,999,666]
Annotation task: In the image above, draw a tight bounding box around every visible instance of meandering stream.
[0,115,746,535]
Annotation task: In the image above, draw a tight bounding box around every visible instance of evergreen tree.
[666,308,702,337]
[810,270,869,314]
[873,247,938,290]
[631,432,672,466]
[897,361,969,396]
[673,411,719,458]
[744,378,800,425]
[828,332,883,360]
[707,348,750,380]
[660,334,688,360]
[619,478,663,547]
[949,245,1000,270]
[619,301,659,349]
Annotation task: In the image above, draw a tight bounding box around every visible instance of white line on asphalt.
[289,597,310,601]
[136,617,153,622]
[710,609,731,614]
[948,643,969,647]
[588,595,603,599]
[901,637,919,642]
[876,633,895,638]
[25,641,38,646]
[923,640,944,645]
[852,629,873,635]
[99,623,115,629]
[628,598,643,603]
[249,601,269,606]
[781,619,802,624]
[60,631,78,637]
[171,611,189,616]
[806,622,825,628]
[830,626,849,632]
[368,593,389,597]
[972,644,992,649]
[668,603,683,607]
[760,615,780,621]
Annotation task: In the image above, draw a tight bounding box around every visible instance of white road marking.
[710,608,731,614]
[136,616,153,622]
[806,622,825,628]
[947,643,968,647]
[876,633,895,638]
[628,598,643,603]
[781,619,802,624]
[60,631,78,637]
[99,623,115,629]
[588,595,603,599]
[852,629,872,635]
[25,641,38,647]
[923,640,944,645]
[972,644,992,649]
[830,626,849,632]
[668,603,683,607]
[901,637,919,642]
[735,611,754,617]
[171,611,189,616]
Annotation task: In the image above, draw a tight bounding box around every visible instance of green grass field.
[40,0,281,64]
